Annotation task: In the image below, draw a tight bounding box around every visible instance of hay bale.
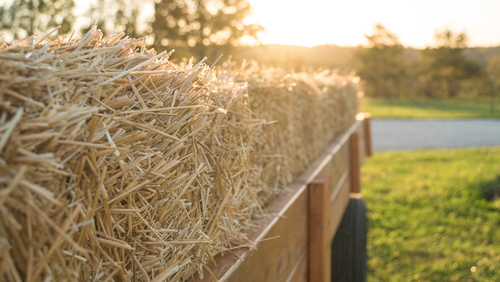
[243,66,358,203]
[0,26,357,281]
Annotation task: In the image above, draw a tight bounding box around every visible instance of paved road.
[372,119,500,151]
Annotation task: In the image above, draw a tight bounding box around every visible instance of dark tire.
[331,196,367,282]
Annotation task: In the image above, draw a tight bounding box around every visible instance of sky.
[247,0,500,48]
[2,0,499,48]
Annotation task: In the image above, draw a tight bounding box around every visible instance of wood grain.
[286,249,308,282]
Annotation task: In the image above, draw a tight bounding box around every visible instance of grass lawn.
[360,98,500,119]
[362,147,500,282]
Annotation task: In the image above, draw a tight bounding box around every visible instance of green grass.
[360,98,500,119]
[362,148,500,282]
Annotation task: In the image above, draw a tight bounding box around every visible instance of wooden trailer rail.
[192,113,372,282]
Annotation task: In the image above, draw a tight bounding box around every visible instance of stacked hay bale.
[0,26,357,281]
[244,66,358,203]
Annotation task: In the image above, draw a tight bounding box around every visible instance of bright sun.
[247,0,500,48]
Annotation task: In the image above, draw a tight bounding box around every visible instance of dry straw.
[0,26,357,281]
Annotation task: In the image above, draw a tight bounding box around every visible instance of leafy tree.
[0,0,74,40]
[87,0,145,39]
[151,0,263,60]
[85,0,262,60]
[419,29,482,97]
[486,55,500,113]
[354,24,407,98]
[487,55,500,83]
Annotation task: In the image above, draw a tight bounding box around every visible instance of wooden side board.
[225,182,309,282]
[287,249,308,282]
[191,114,372,282]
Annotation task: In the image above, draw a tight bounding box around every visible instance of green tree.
[487,55,500,112]
[419,29,482,97]
[87,0,145,39]
[0,0,74,40]
[487,55,500,83]
[151,0,263,60]
[354,24,407,98]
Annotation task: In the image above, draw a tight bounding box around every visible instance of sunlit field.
[360,98,500,119]
[362,148,500,281]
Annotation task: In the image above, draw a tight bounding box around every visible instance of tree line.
[232,24,500,99]
[353,24,495,99]
[0,0,262,61]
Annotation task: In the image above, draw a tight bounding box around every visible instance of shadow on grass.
[480,175,500,201]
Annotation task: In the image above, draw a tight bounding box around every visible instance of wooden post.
[364,114,373,157]
[350,132,361,193]
[308,176,331,282]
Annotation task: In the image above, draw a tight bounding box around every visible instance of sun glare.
[247,0,500,48]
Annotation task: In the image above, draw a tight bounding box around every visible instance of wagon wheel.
[331,195,367,282]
